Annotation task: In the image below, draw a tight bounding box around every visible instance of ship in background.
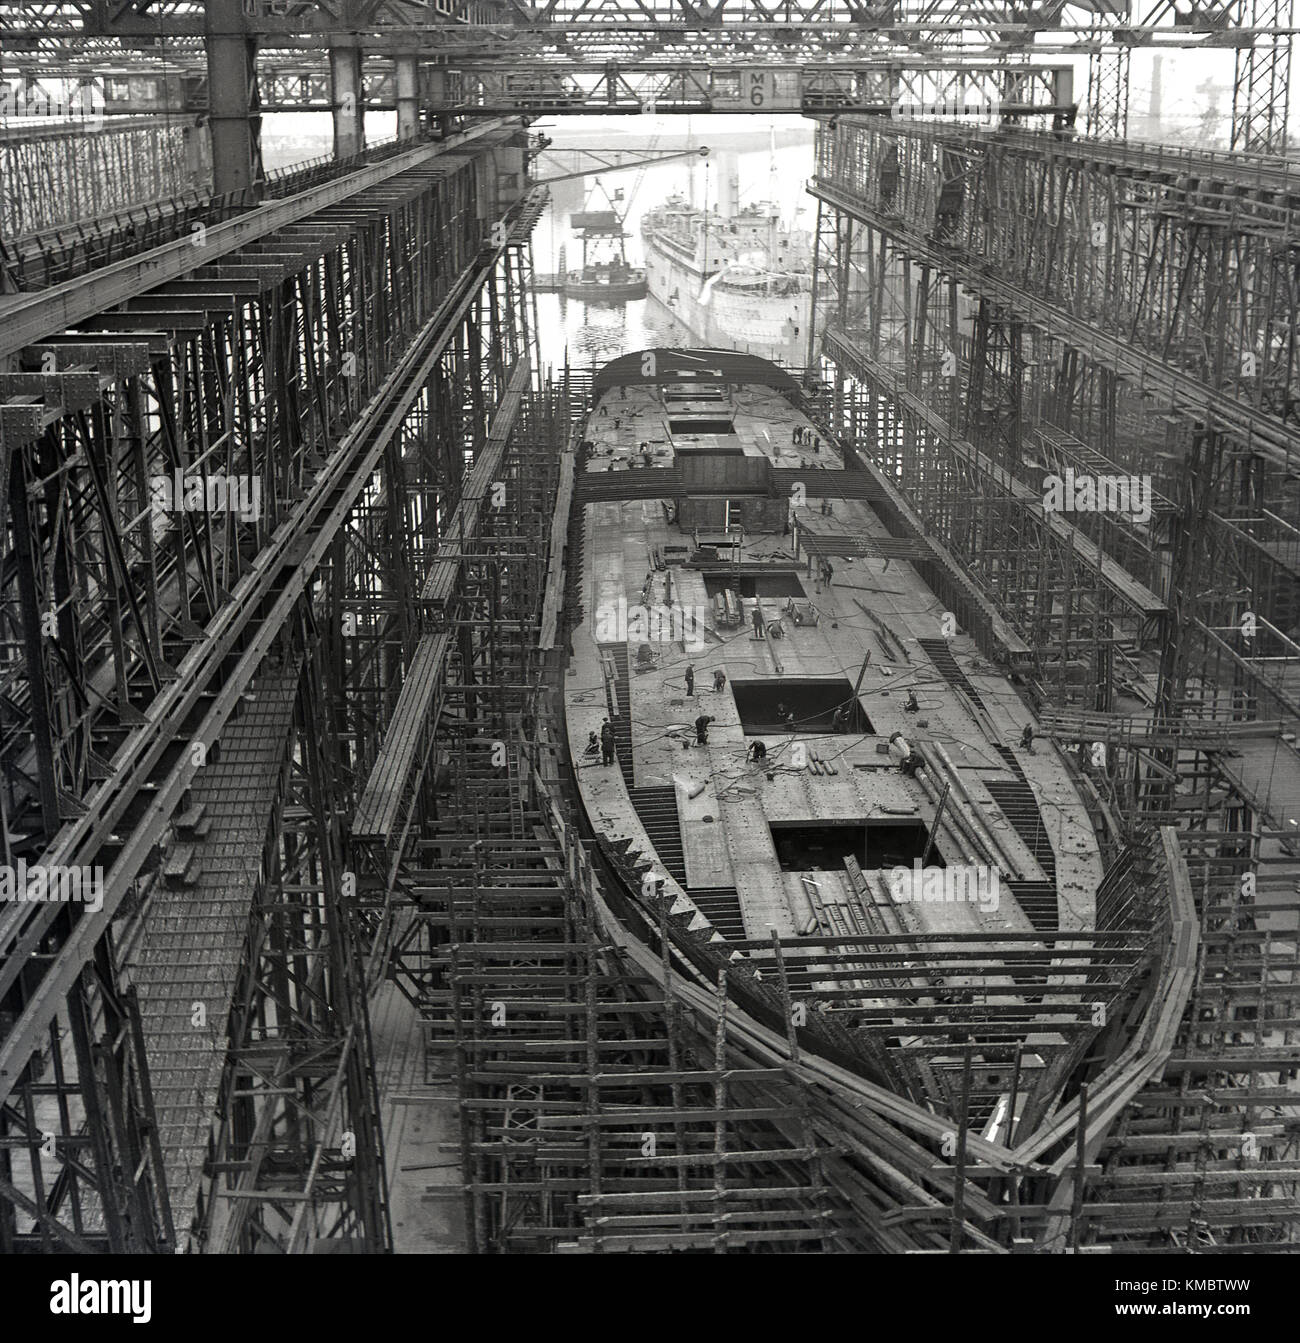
[561,180,648,301]
[641,150,813,365]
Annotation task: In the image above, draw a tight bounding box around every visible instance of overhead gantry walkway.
[0,113,549,1251]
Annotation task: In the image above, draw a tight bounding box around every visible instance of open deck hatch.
[731,677,871,734]
[703,573,805,599]
[769,819,941,873]
[669,418,736,435]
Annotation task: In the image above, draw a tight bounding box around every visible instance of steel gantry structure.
[806,111,1300,1248]
[0,0,1297,138]
[0,106,555,1249]
[1,0,1300,1260]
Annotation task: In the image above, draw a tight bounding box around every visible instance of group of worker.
[584,720,617,766]
[791,425,820,454]
[682,664,727,697]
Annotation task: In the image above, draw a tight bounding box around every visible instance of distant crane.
[623,132,660,217]
[532,144,708,187]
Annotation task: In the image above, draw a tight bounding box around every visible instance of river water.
[532,140,814,376]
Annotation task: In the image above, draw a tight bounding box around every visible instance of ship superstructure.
[641,197,812,363]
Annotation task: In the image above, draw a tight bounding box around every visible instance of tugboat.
[564,182,648,302]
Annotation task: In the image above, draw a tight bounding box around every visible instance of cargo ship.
[641,195,813,364]
[562,348,1169,1206]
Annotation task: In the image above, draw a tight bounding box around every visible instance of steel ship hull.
[558,347,1163,1186]
[643,231,810,365]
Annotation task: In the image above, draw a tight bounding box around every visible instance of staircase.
[627,785,686,883]
[1004,880,1059,934]
[987,745,1058,933]
[686,887,747,941]
[918,637,988,709]
[599,641,635,788]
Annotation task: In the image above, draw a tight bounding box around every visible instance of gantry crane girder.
[2,60,1077,117]
[1,62,1076,112]
[0,0,1289,66]
[414,61,1079,116]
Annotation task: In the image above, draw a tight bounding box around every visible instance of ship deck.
[566,376,1103,953]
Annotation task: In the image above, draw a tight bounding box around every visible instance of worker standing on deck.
[600,718,615,766]
[752,604,766,639]
[695,714,714,747]
[713,669,726,693]
[684,664,695,697]
[1020,724,1035,753]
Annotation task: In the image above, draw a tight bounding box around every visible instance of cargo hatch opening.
[864,819,944,870]
[703,573,805,600]
[769,822,866,872]
[731,678,872,734]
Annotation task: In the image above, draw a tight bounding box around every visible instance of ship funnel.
[716,151,740,218]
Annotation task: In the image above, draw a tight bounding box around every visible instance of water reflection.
[532,137,814,373]
[534,292,696,374]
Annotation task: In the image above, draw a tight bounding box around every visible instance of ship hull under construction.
[560,350,1174,1233]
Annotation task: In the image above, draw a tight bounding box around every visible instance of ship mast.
[701,160,709,277]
